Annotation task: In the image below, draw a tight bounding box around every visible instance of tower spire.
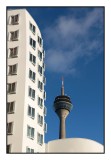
[61,76,64,95]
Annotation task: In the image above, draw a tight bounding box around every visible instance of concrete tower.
[53,78,73,139]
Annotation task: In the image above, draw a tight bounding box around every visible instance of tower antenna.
[62,76,64,86]
[61,76,64,95]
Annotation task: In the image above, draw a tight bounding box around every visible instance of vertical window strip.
[7,122,13,134]
[37,133,43,145]
[44,91,46,100]
[38,65,42,75]
[26,147,30,153]
[32,90,35,99]
[38,97,43,107]
[29,69,36,81]
[28,105,35,119]
[29,22,36,34]
[44,106,47,116]
[38,80,43,91]
[38,50,42,60]
[11,14,19,24]
[10,30,19,41]
[37,114,43,126]
[31,108,35,118]
[43,76,46,85]
[28,87,35,100]
[33,55,36,64]
[7,144,11,153]
[44,122,47,133]
[38,36,42,46]
[29,37,36,49]
[27,125,35,139]
[29,52,36,65]
[8,64,18,75]
[7,101,15,113]
[9,47,18,58]
[26,147,34,153]
[29,87,31,97]
[7,82,16,94]
[27,125,34,139]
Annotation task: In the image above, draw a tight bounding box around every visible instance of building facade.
[7,9,47,153]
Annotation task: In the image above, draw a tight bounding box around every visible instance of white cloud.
[44,8,103,75]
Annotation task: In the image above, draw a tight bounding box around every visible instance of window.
[27,125,34,139]
[7,144,11,153]
[11,14,19,24]
[29,22,36,34]
[37,133,43,145]
[7,122,13,134]
[8,64,18,75]
[43,49,45,58]
[29,69,36,82]
[38,65,42,75]
[10,30,19,41]
[38,80,43,91]
[43,91,46,100]
[44,122,47,133]
[29,52,36,65]
[26,147,34,153]
[28,87,35,100]
[7,102,15,113]
[38,50,42,60]
[38,114,43,126]
[38,97,43,108]
[43,62,45,71]
[44,106,47,116]
[29,37,36,49]
[43,76,46,85]
[9,47,18,58]
[28,105,35,119]
[38,36,42,46]
[7,82,16,94]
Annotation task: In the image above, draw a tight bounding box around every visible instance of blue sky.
[8,7,104,144]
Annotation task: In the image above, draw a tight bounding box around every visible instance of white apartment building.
[7,9,47,153]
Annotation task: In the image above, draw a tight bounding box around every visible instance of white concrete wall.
[46,138,104,153]
[7,9,27,152]
[7,9,46,153]
[22,9,45,153]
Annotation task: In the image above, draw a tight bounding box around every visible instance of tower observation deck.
[53,78,73,139]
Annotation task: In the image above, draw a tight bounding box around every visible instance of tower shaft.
[56,109,69,139]
[59,116,66,139]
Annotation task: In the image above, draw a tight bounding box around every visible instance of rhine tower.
[53,78,73,139]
